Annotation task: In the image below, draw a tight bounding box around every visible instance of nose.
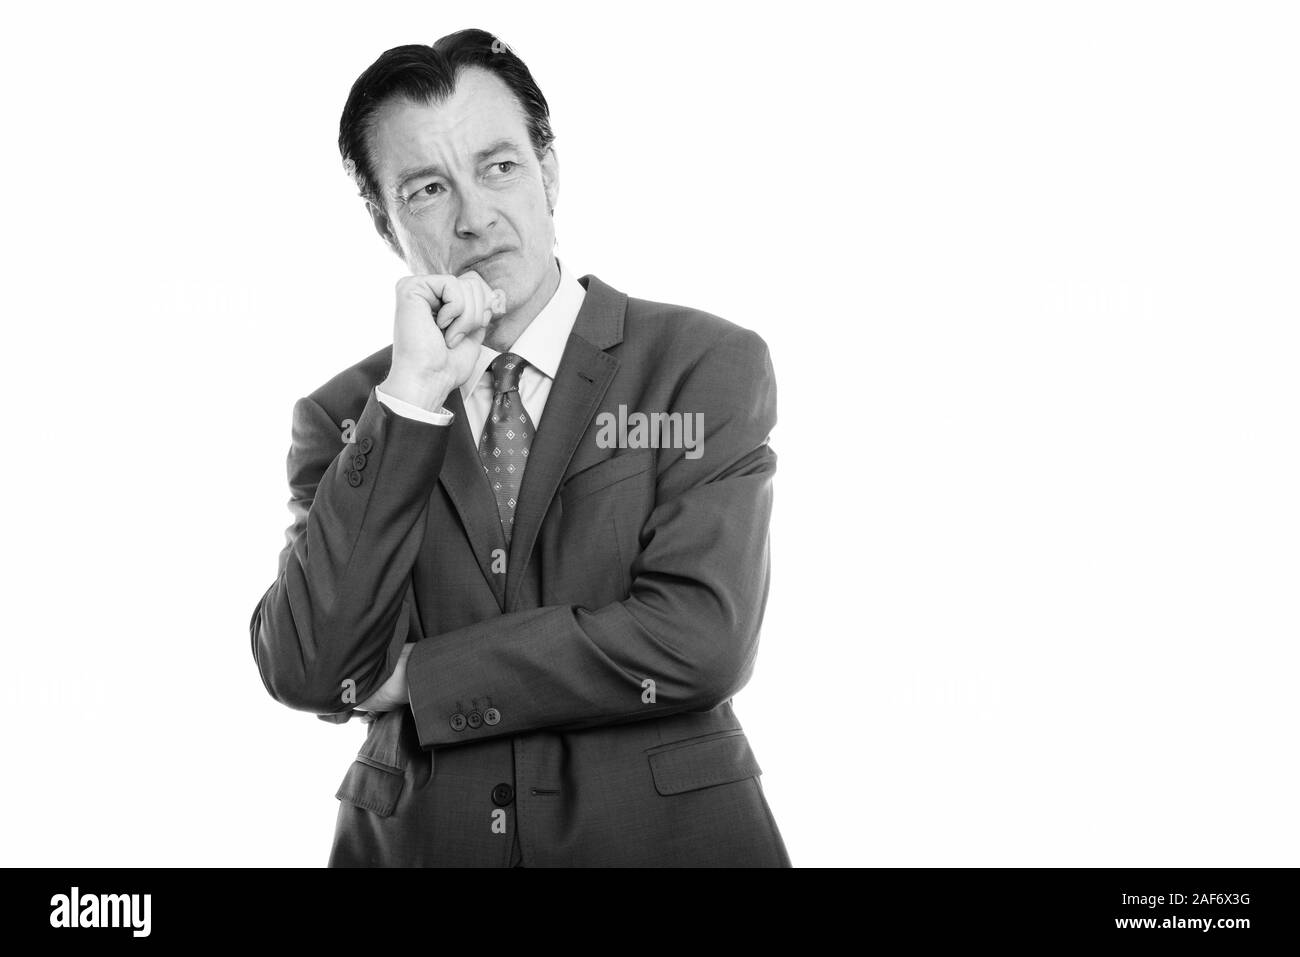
[454,181,498,239]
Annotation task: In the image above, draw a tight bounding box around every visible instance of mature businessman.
[250,28,790,867]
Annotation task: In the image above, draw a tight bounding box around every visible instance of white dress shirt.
[375,257,586,439]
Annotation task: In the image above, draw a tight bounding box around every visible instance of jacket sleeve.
[250,385,451,715]
[404,326,778,748]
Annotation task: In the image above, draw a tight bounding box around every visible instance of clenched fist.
[380,270,507,411]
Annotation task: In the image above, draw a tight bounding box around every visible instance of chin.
[491,271,516,299]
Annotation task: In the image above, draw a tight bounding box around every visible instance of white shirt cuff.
[375,386,454,425]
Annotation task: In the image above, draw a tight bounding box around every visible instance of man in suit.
[250,27,790,867]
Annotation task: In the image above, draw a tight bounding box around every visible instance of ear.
[540,146,559,215]
[366,200,405,260]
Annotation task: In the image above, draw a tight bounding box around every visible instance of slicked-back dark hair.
[338,28,555,210]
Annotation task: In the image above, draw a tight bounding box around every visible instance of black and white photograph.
[2,0,1297,937]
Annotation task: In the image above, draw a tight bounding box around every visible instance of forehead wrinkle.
[383,125,503,206]
[394,136,528,190]
[375,70,532,202]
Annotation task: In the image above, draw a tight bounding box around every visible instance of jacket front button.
[352,452,367,471]
[359,436,374,454]
[491,784,514,806]
[466,710,483,729]
[483,708,501,726]
[449,712,467,732]
[347,470,363,487]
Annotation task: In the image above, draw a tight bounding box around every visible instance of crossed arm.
[250,326,777,749]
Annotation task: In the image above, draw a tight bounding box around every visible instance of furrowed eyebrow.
[394,138,526,193]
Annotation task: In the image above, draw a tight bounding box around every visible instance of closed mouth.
[462,250,510,272]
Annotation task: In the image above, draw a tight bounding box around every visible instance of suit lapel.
[436,274,627,614]
[438,386,509,610]
[506,275,624,612]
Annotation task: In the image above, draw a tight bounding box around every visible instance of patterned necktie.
[477,353,536,547]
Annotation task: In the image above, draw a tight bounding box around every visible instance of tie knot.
[489,353,526,394]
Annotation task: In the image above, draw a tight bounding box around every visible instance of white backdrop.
[1,0,1297,867]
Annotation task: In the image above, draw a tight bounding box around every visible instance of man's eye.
[420,183,444,196]
[492,161,517,175]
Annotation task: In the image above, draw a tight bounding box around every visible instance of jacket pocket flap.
[561,449,654,504]
[647,730,762,796]
[335,757,404,817]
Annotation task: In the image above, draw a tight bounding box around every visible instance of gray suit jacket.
[250,273,790,866]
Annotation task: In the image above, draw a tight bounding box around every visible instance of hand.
[382,270,507,409]
[357,643,414,716]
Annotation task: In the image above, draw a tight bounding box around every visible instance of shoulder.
[607,282,776,446]
[619,287,771,368]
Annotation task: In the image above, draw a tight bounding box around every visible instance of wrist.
[380,370,456,412]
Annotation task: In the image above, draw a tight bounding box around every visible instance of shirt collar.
[461,256,587,399]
